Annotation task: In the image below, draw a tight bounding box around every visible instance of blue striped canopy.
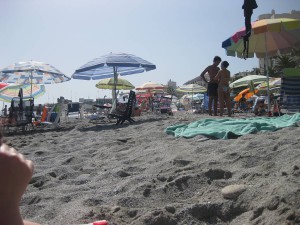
[72,53,156,80]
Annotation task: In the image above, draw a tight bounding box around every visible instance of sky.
[0,0,299,104]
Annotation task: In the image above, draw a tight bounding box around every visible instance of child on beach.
[214,61,231,117]
[200,56,221,116]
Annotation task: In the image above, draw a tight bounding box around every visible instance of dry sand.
[4,112,300,225]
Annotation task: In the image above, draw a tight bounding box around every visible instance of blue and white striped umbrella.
[72,52,156,80]
[72,53,156,110]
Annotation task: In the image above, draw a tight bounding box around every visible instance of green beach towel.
[165,113,300,140]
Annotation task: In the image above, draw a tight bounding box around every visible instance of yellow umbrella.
[95,77,135,90]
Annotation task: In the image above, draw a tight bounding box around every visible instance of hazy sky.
[0,0,299,104]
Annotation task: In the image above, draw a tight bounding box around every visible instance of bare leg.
[225,93,232,117]
[213,96,218,116]
[218,91,224,116]
[208,97,213,115]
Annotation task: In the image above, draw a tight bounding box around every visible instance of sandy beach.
[4,112,300,225]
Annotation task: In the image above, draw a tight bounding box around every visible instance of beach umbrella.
[234,88,258,102]
[0,84,46,102]
[177,84,207,93]
[0,61,70,95]
[72,53,156,111]
[222,18,300,58]
[177,84,206,108]
[222,18,300,111]
[255,78,281,91]
[96,77,135,90]
[136,82,165,91]
[0,82,8,89]
[229,75,268,88]
[96,77,135,104]
[180,93,204,101]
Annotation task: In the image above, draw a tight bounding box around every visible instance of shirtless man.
[200,56,221,116]
[214,61,231,117]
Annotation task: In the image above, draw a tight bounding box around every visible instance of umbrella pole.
[264,33,271,114]
[192,88,194,110]
[110,66,118,113]
[31,71,33,96]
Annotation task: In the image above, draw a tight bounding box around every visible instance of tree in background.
[291,48,300,67]
[273,54,298,76]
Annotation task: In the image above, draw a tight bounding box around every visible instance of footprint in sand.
[204,169,232,181]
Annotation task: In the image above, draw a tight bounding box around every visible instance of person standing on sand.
[214,61,232,117]
[200,56,221,116]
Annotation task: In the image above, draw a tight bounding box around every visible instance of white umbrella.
[229,75,267,88]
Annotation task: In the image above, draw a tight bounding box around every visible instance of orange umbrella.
[234,88,258,102]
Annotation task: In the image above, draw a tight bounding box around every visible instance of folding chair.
[66,102,82,121]
[36,103,62,128]
[109,90,136,125]
[280,68,300,114]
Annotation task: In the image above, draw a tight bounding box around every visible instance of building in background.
[167,79,177,88]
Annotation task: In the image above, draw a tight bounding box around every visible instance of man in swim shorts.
[200,56,221,116]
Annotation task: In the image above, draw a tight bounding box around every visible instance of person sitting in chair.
[238,94,247,111]
[254,99,267,116]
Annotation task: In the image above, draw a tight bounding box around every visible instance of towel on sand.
[165,113,300,139]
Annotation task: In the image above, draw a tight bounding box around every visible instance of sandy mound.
[4,113,300,225]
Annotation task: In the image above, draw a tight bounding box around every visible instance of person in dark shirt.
[242,0,258,37]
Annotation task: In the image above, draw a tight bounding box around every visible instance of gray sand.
[4,113,300,225]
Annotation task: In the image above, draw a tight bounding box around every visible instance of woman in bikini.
[214,61,232,117]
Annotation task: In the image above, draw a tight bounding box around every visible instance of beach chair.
[159,96,173,114]
[36,103,62,128]
[109,90,136,125]
[1,97,35,132]
[66,102,82,121]
[280,68,300,114]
